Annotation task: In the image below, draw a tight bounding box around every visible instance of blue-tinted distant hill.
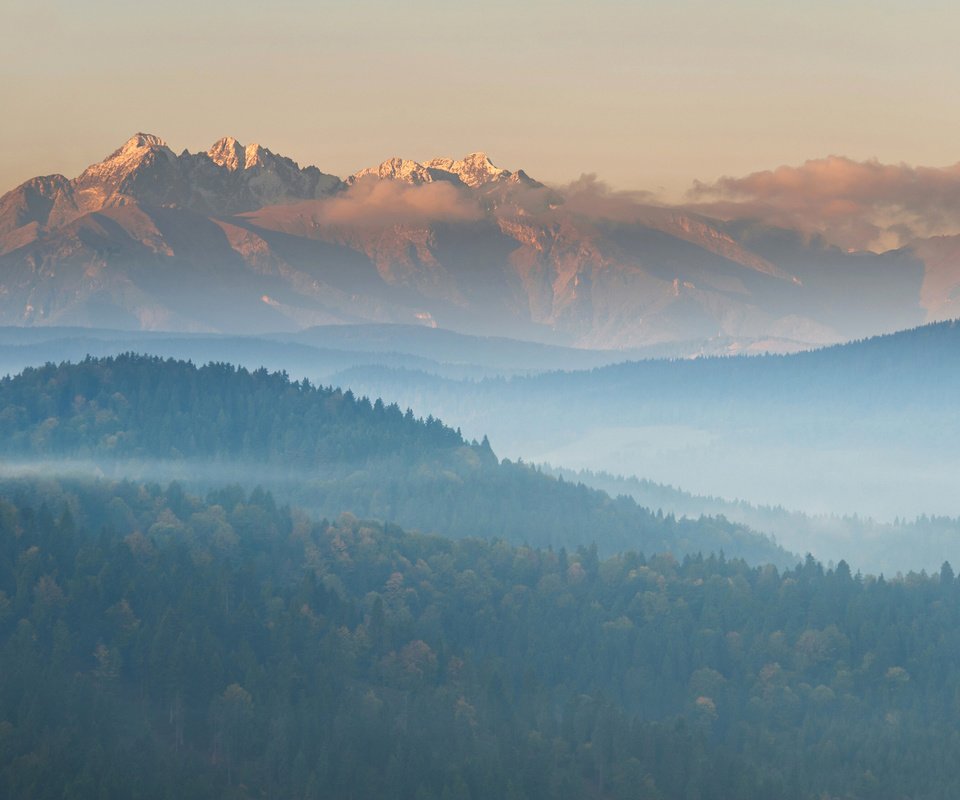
[544,465,960,576]
[265,323,648,370]
[335,319,960,430]
[328,320,960,521]
[0,324,659,384]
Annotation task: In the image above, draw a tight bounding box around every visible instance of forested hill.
[3,478,960,799]
[544,465,960,576]
[0,354,464,464]
[0,355,791,565]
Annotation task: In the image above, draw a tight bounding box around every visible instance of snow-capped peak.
[94,133,172,166]
[426,152,509,187]
[121,133,168,151]
[208,136,246,170]
[2,132,342,229]
[351,157,450,185]
[350,152,532,190]
[78,133,175,188]
[207,137,275,171]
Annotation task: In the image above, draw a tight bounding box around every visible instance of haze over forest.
[4,1,960,796]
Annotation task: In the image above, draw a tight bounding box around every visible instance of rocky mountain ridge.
[0,133,342,242]
[0,133,944,348]
[350,151,540,191]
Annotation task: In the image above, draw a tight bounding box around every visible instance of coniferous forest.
[3,478,960,799]
[8,2,960,793]
[5,6,960,794]
[0,356,789,566]
[0,353,958,799]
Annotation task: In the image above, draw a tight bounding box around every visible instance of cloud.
[318,178,483,227]
[685,156,960,251]
[555,174,660,221]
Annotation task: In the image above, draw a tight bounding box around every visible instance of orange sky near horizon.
[3,0,959,199]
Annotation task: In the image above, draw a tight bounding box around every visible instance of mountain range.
[0,133,954,350]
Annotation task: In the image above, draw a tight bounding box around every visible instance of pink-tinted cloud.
[556,174,659,221]
[318,177,483,227]
[686,157,960,251]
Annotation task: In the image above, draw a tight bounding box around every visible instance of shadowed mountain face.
[0,134,940,348]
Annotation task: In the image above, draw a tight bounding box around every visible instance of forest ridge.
[1,478,957,799]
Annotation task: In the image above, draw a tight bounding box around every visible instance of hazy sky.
[3,0,958,199]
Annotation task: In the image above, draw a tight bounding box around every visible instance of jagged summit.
[67,133,180,216]
[208,136,246,170]
[350,151,540,190]
[0,133,342,225]
[0,132,936,349]
[207,137,274,171]
[123,132,168,149]
[351,157,461,185]
[81,133,176,182]
[0,174,74,241]
[426,152,508,188]
[96,132,173,164]
[242,143,270,169]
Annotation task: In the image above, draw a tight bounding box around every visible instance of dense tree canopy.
[0,354,462,463]
[2,478,960,799]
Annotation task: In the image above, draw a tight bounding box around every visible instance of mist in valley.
[1,320,957,576]
[9,1,960,794]
[323,321,960,530]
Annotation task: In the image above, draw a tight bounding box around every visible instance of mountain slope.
[0,133,939,349]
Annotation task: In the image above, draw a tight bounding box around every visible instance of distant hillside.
[545,465,960,576]
[332,319,960,444]
[329,320,960,520]
[266,324,645,370]
[0,355,791,566]
[0,324,634,384]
